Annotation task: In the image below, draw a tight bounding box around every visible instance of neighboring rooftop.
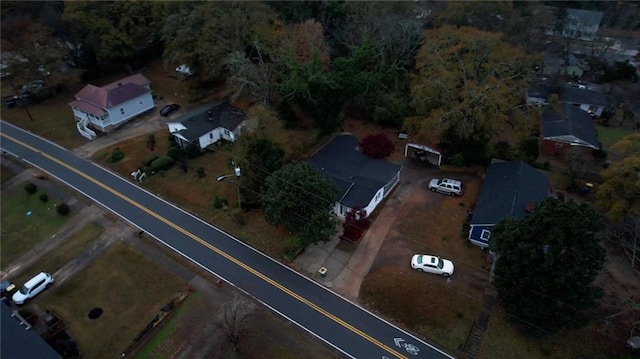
[1,303,62,359]
[169,100,246,142]
[528,83,608,106]
[541,102,600,149]
[308,134,402,209]
[471,160,549,225]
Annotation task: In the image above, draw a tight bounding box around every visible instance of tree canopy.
[406,27,538,162]
[261,162,337,245]
[490,198,605,332]
[237,136,285,209]
[597,134,640,222]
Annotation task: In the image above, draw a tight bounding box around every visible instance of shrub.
[167,147,182,160]
[56,203,70,215]
[24,182,38,194]
[342,207,371,242]
[196,166,206,178]
[184,144,202,159]
[592,148,608,160]
[493,141,512,160]
[39,193,48,202]
[150,156,175,171]
[516,138,540,163]
[359,133,395,159]
[110,148,125,163]
[213,195,228,209]
[142,154,160,167]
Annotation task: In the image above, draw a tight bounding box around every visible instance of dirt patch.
[361,166,488,354]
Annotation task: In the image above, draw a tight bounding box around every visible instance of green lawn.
[39,241,186,359]
[596,125,634,149]
[10,222,104,286]
[0,183,74,268]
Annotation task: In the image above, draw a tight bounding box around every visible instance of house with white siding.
[167,100,247,149]
[69,74,154,140]
[308,134,402,219]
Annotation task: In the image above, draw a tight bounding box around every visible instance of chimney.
[525,201,535,213]
[208,110,213,121]
[118,83,122,87]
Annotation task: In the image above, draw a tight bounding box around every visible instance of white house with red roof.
[69,74,154,139]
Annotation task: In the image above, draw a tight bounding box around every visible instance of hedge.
[150,156,175,172]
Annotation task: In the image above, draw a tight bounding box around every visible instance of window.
[480,229,491,241]
[209,133,213,139]
[555,142,563,148]
[225,129,230,136]
[120,108,125,115]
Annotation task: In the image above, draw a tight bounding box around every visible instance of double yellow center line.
[2,132,410,359]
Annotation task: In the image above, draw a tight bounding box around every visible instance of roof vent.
[208,110,213,121]
[118,83,122,87]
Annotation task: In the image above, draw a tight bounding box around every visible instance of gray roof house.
[527,83,608,117]
[545,7,604,41]
[167,100,247,149]
[541,102,600,151]
[469,160,550,248]
[1,303,62,359]
[308,134,402,219]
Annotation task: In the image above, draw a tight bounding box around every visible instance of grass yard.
[1,164,17,185]
[596,125,635,149]
[9,222,104,286]
[39,241,186,359]
[1,91,89,150]
[0,183,74,267]
[480,311,616,359]
[94,130,296,258]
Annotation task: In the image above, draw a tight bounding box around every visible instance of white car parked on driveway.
[12,272,54,305]
[411,255,454,277]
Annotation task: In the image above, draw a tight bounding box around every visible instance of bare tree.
[217,293,254,348]
[608,213,640,269]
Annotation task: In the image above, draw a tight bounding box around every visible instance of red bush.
[342,207,371,242]
[359,133,394,159]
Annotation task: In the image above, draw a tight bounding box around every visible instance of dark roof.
[171,100,246,142]
[567,8,604,27]
[307,134,402,209]
[542,103,599,148]
[1,303,62,359]
[471,160,549,225]
[527,84,607,106]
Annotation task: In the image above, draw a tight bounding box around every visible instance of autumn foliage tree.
[406,26,538,164]
[342,207,371,242]
[359,133,395,159]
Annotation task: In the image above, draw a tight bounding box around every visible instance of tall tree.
[162,1,276,82]
[597,135,640,268]
[237,136,285,209]
[262,162,337,245]
[63,1,160,67]
[490,198,605,332]
[406,27,538,152]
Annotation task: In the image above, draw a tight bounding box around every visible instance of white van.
[12,272,54,305]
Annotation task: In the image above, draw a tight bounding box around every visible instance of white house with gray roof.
[545,8,604,41]
[308,134,402,219]
[167,100,247,150]
[69,74,154,140]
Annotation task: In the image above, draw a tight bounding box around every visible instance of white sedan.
[411,254,454,277]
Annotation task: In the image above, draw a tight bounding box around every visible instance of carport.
[404,143,442,166]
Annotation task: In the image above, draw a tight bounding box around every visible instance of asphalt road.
[0,120,455,359]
